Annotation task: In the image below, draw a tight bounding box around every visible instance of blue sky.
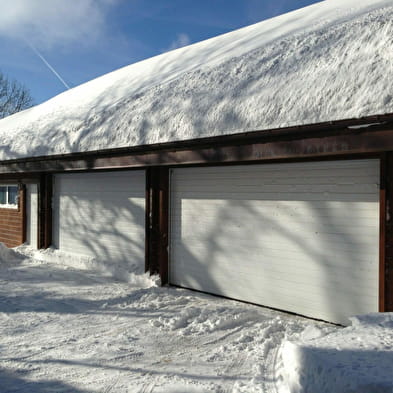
[0,0,320,104]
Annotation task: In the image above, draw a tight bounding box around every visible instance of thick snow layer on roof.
[1,0,393,160]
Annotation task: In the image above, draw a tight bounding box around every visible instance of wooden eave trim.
[0,173,42,181]
[2,112,393,165]
[1,122,393,175]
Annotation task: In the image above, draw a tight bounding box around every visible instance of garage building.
[0,0,392,324]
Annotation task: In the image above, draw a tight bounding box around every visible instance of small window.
[0,185,18,208]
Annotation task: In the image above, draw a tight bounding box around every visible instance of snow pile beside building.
[16,245,158,287]
[0,0,393,160]
[0,242,24,265]
[281,313,393,393]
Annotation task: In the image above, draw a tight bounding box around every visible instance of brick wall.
[0,187,25,248]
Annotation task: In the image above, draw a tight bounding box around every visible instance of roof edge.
[1,113,393,165]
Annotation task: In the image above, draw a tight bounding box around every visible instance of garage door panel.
[172,243,377,285]
[175,183,378,195]
[53,171,145,271]
[170,160,380,324]
[174,213,378,236]
[173,239,377,269]
[58,200,144,223]
[173,263,378,304]
[171,262,378,323]
[173,201,378,220]
[173,191,378,202]
[174,173,377,183]
[171,262,378,316]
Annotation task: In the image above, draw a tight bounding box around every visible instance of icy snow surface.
[1,0,393,160]
[0,245,392,392]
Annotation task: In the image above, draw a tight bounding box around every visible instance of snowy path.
[0,257,331,393]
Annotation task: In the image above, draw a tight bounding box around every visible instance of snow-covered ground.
[0,244,392,393]
[1,0,393,160]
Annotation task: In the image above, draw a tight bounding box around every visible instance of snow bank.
[16,245,158,287]
[0,0,393,160]
[0,242,24,265]
[281,313,393,393]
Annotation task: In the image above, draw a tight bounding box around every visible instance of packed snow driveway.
[0,247,320,393]
[0,247,391,393]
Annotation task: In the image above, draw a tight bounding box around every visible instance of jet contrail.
[26,41,70,90]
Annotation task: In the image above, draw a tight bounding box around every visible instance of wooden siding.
[170,160,380,324]
[0,186,25,248]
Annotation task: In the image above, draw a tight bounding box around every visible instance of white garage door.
[170,160,380,324]
[26,184,38,249]
[53,171,145,272]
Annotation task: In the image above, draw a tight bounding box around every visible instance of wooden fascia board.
[0,127,393,174]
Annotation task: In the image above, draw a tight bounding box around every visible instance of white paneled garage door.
[53,171,145,271]
[170,160,380,324]
[26,184,38,249]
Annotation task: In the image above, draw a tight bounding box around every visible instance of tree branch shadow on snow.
[10,346,393,391]
[12,358,247,384]
[0,286,176,319]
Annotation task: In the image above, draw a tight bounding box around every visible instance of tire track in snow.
[138,379,156,393]
[258,319,301,393]
[220,350,248,393]
[101,374,120,393]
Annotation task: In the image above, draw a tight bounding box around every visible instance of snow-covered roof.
[1,0,393,161]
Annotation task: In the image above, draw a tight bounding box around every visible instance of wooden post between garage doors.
[145,167,169,284]
[383,152,393,311]
[38,174,53,249]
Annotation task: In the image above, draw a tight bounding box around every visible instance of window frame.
[0,185,19,209]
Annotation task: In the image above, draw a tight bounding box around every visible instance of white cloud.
[0,0,119,48]
[166,33,191,52]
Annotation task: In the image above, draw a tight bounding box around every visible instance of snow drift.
[0,242,24,265]
[16,245,158,287]
[281,313,393,393]
[0,0,393,161]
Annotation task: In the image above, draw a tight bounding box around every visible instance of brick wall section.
[385,153,393,311]
[0,187,25,248]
